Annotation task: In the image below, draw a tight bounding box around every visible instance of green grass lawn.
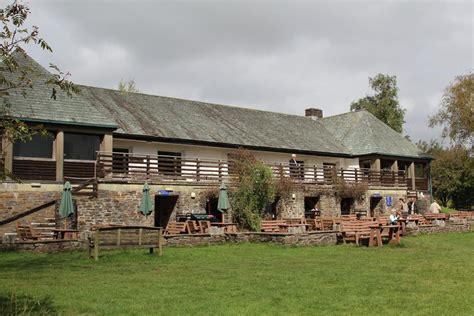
[1,232,474,315]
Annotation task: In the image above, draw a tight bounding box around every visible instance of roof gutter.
[15,117,118,130]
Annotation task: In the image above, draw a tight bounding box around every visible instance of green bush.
[230,150,275,231]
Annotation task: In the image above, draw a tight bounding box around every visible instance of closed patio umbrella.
[139,182,153,217]
[217,183,230,222]
[59,181,74,218]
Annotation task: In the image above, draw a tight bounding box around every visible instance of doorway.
[370,196,383,217]
[340,198,354,215]
[304,196,321,218]
[154,195,179,228]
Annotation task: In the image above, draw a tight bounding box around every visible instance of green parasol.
[217,183,230,213]
[139,182,153,216]
[59,181,74,218]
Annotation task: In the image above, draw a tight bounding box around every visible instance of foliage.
[333,177,368,200]
[430,145,473,209]
[351,74,406,133]
[0,1,78,178]
[1,234,474,314]
[416,139,443,155]
[274,173,296,200]
[118,79,140,93]
[429,72,474,149]
[230,149,275,231]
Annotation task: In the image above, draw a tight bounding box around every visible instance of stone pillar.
[371,158,381,171]
[409,162,416,190]
[55,131,64,181]
[2,137,13,176]
[391,160,398,172]
[101,133,113,153]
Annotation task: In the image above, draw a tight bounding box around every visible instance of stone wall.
[165,231,338,247]
[0,240,82,252]
[405,222,471,236]
[0,183,62,236]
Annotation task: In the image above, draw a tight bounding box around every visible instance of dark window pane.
[64,133,100,160]
[415,163,425,178]
[13,134,53,158]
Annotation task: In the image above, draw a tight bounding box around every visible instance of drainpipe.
[428,163,433,203]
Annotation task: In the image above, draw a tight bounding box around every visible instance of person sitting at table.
[389,210,400,225]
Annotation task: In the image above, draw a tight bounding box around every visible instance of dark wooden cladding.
[12,159,56,181]
[64,160,95,179]
[96,152,414,188]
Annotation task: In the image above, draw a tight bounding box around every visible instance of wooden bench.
[261,220,287,233]
[340,221,377,246]
[16,223,40,241]
[165,221,188,235]
[450,211,473,219]
[424,213,447,222]
[88,225,163,261]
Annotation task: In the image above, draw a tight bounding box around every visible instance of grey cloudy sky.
[24,0,473,143]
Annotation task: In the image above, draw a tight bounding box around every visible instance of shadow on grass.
[0,292,57,316]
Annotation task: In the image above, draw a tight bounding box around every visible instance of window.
[64,133,100,160]
[158,151,181,176]
[13,134,53,159]
[415,163,425,178]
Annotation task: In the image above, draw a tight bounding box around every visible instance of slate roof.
[2,55,116,129]
[320,111,431,159]
[78,85,349,156]
[3,55,430,159]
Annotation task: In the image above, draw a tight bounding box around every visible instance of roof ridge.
[79,84,350,121]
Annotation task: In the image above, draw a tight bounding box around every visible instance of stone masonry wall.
[0,183,61,236]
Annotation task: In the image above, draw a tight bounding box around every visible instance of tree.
[429,145,473,209]
[429,72,474,149]
[118,79,140,93]
[351,74,406,133]
[0,1,78,178]
[230,149,276,231]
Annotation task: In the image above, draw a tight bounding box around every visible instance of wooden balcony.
[96,152,408,188]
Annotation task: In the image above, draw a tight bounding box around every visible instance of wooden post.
[94,230,100,261]
[146,156,150,179]
[355,168,358,183]
[218,160,222,181]
[117,228,121,246]
[55,131,64,181]
[138,228,143,245]
[196,158,200,182]
[409,162,416,190]
[158,227,163,256]
[2,137,13,178]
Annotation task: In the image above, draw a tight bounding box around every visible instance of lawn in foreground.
[1,232,473,315]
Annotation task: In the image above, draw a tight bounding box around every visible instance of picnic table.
[368,224,401,247]
[52,229,79,240]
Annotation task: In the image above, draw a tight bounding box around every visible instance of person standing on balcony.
[289,154,299,179]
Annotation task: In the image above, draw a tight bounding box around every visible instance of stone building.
[0,55,432,238]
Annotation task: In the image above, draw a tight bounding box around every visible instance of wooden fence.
[96,151,408,187]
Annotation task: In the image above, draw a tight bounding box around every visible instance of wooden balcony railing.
[96,152,408,188]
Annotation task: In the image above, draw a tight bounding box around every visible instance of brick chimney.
[305,108,323,120]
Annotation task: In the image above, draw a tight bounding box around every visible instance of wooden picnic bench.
[16,223,40,241]
[261,220,288,233]
[340,221,378,246]
[424,213,448,222]
[165,221,188,235]
[88,225,163,261]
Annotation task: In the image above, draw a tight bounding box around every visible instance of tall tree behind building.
[351,74,406,133]
[429,72,473,150]
[118,79,140,93]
